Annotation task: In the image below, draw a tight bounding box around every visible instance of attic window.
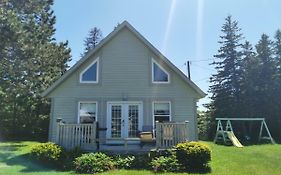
[80,58,99,83]
[152,59,170,83]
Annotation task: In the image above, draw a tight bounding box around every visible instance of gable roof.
[42,21,206,98]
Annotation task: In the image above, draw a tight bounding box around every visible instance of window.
[153,101,171,126]
[78,102,97,123]
[80,58,99,83]
[152,60,169,83]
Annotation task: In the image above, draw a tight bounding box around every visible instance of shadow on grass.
[0,152,65,173]
[186,165,211,174]
[0,144,27,152]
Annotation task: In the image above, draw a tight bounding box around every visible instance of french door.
[107,102,143,140]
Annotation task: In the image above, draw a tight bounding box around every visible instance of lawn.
[0,141,281,175]
[0,141,75,175]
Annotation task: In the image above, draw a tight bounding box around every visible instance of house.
[42,21,206,150]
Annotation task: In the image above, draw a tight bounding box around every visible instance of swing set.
[214,118,275,147]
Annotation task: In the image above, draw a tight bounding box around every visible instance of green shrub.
[113,155,135,169]
[131,154,150,169]
[150,154,180,172]
[74,152,115,173]
[175,141,211,171]
[30,142,62,164]
[149,149,174,160]
[60,147,83,170]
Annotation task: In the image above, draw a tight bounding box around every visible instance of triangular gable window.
[152,59,170,83]
[80,58,99,83]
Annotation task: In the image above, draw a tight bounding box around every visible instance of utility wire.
[191,62,214,71]
[187,58,215,62]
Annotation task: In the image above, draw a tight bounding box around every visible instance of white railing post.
[91,122,96,149]
[56,118,63,144]
[185,121,189,141]
[156,121,160,148]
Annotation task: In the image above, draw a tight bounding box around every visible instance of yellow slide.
[226,131,243,148]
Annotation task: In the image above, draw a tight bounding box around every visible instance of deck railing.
[156,121,189,149]
[56,122,97,150]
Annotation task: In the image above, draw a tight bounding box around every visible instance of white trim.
[79,57,99,83]
[77,101,98,123]
[106,101,143,141]
[152,58,170,84]
[152,101,172,130]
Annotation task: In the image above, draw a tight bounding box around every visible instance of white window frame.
[79,57,99,83]
[152,58,170,84]
[78,101,98,123]
[152,101,172,129]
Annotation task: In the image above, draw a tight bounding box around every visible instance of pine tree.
[82,27,102,56]
[209,15,244,118]
[0,0,71,139]
[254,34,274,118]
[272,30,281,137]
[274,30,281,75]
[240,41,257,117]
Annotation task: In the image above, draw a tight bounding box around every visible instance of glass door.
[110,105,122,138]
[107,102,142,141]
[128,104,139,138]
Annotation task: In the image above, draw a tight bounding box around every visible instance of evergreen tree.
[240,41,257,117]
[272,30,281,137]
[209,15,244,118]
[206,16,281,142]
[274,30,281,77]
[0,0,71,140]
[82,27,102,56]
[254,34,274,118]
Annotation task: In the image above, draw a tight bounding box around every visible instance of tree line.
[0,0,103,140]
[203,16,281,142]
[0,0,71,140]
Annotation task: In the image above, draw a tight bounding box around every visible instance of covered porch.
[56,120,189,152]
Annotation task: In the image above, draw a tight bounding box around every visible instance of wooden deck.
[56,121,189,151]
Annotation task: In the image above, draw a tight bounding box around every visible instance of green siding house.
[42,21,205,150]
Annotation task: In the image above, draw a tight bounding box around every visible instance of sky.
[52,0,281,110]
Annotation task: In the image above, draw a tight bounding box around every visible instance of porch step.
[99,144,155,152]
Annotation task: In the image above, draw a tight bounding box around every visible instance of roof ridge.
[41,21,206,98]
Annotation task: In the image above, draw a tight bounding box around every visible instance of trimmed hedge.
[150,154,180,172]
[175,141,211,171]
[30,142,62,164]
[113,155,136,169]
[29,141,212,173]
[74,152,115,173]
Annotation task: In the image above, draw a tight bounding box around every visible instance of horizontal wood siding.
[48,27,200,142]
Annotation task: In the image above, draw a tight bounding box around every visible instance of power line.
[191,62,214,71]
[187,58,215,62]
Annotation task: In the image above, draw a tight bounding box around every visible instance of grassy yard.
[0,141,281,175]
[0,141,75,175]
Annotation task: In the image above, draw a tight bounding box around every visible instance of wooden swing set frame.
[214,118,275,144]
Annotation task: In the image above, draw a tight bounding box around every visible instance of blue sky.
[52,0,281,110]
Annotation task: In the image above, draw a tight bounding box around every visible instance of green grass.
[0,141,75,175]
[0,141,281,175]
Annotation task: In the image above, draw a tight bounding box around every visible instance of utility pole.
[187,61,191,80]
